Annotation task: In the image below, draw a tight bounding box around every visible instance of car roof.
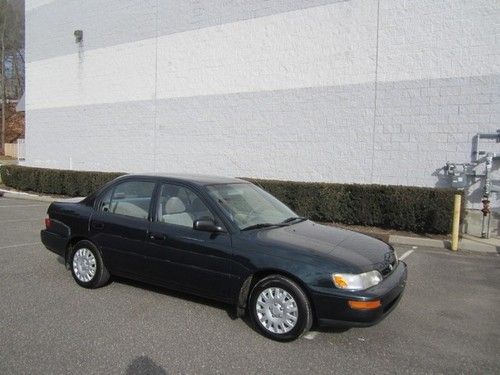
[122,173,249,186]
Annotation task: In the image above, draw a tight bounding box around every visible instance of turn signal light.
[348,300,381,310]
[45,217,52,229]
[333,275,348,288]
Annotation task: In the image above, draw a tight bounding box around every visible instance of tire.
[249,275,313,341]
[70,240,110,289]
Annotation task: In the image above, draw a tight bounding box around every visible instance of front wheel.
[249,275,313,341]
[70,240,110,289]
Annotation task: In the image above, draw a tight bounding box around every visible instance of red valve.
[481,199,491,216]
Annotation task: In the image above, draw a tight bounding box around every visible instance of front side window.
[206,183,298,230]
[158,183,215,228]
[99,180,156,219]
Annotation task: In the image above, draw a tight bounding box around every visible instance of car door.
[89,178,156,277]
[143,182,234,300]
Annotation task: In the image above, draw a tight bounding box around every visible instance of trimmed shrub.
[0,165,458,234]
[247,178,458,234]
[0,165,123,197]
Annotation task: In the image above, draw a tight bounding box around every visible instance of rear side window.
[99,180,156,219]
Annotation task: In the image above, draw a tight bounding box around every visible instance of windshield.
[206,183,300,230]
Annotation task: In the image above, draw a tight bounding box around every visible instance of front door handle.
[91,221,104,230]
[149,233,166,241]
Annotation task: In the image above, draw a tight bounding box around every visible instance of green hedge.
[0,165,123,197]
[0,165,458,234]
[246,178,458,234]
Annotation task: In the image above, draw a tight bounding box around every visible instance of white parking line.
[0,204,47,208]
[2,219,42,223]
[399,250,414,261]
[0,242,41,250]
[303,331,319,340]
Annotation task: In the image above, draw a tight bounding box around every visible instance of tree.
[0,0,24,153]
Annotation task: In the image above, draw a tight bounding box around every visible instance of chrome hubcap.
[256,287,298,334]
[73,248,97,282]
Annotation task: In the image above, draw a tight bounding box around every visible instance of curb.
[0,189,83,203]
[389,234,498,255]
[389,235,447,249]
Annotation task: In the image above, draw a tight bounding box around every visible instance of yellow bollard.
[451,193,461,251]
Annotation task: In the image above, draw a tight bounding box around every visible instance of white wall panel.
[26,39,156,110]
[156,1,378,99]
[26,0,57,11]
[26,0,499,110]
[378,0,500,82]
[27,1,377,110]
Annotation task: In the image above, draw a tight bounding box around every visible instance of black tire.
[249,275,313,341]
[70,240,110,289]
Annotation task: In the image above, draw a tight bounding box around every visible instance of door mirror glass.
[193,220,224,233]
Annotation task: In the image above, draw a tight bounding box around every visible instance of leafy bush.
[0,165,458,234]
[246,178,458,234]
[0,165,123,197]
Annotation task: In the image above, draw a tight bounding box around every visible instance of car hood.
[254,220,393,273]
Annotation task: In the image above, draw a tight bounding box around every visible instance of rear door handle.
[149,233,166,241]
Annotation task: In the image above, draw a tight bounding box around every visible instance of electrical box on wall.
[445,163,472,190]
[451,174,468,190]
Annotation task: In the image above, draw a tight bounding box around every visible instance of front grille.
[378,252,397,277]
[380,258,397,277]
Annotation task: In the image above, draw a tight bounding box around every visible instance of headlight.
[332,270,383,290]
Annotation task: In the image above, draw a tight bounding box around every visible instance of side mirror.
[193,220,224,233]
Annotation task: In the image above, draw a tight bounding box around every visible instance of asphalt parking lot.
[1,197,499,374]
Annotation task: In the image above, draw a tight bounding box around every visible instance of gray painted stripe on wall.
[26,74,499,199]
[26,0,347,63]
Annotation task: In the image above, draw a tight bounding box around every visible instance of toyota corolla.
[41,174,407,341]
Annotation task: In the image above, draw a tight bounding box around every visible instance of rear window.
[99,180,156,219]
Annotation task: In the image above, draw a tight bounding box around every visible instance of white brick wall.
[27,2,378,109]
[24,0,500,210]
[378,0,499,82]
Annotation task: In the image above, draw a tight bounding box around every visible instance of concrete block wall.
[24,0,500,213]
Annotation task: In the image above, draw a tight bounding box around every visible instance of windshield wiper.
[281,216,307,224]
[242,217,307,231]
[241,223,288,231]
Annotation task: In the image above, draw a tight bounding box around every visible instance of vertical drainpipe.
[153,0,159,173]
[369,0,381,183]
[481,154,494,238]
[74,29,84,170]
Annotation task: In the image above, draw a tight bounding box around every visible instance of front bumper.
[312,261,408,327]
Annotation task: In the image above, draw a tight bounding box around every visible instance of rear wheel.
[249,275,313,341]
[70,240,110,288]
